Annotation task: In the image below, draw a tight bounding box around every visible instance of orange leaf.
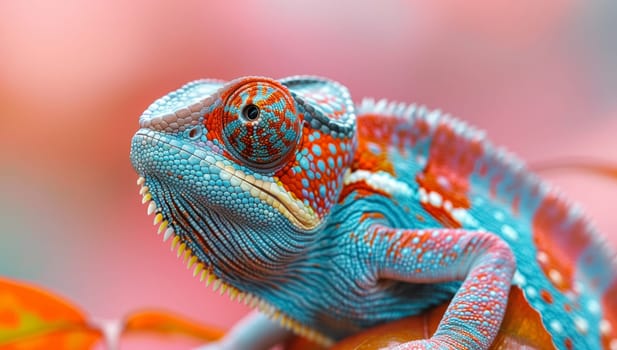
[0,276,102,349]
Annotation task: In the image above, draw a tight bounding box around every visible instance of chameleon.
[129,75,617,349]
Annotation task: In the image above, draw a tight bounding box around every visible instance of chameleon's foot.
[388,339,452,350]
[373,226,516,350]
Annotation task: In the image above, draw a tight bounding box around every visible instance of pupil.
[243,104,260,120]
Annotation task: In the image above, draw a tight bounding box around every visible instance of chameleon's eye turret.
[222,79,302,172]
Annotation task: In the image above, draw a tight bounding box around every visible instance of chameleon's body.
[130,76,617,349]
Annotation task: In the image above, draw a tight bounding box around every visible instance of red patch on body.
[416,123,483,228]
[356,114,431,152]
[352,113,434,175]
[353,139,395,175]
[276,126,350,217]
[532,194,590,293]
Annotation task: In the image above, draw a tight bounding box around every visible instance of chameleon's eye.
[222,80,302,171]
[242,104,260,121]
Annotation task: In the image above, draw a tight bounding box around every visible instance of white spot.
[525,286,537,298]
[574,316,589,334]
[537,251,549,264]
[449,207,479,228]
[561,291,577,303]
[501,224,519,241]
[417,155,427,167]
[587,300,600,315]
[493,211,505,221]
[550,320,563,334]
[419,187,428,203]
[426,110,440,124]
[346,170,414,197]
[229,176,241,187]
[428,191,443,207]
[512,270,526,286]
[436,175,450,189]
[451,208,467,223]
[601,319,613,335]
[611,339,617,350]
[548,269,563,286]
[219,170,231,181]
[573,281,584,294]
[443,200,453,212]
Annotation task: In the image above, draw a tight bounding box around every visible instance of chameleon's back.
[350,98,617,349]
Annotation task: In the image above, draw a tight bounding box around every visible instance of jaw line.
[135,175,333,347]
[134,130,320,231]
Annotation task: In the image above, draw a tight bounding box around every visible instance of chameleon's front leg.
[371,225,516,350]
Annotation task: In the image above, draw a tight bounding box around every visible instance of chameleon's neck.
[199,208,329,291]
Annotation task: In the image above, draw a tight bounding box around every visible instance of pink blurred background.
[1,1,616,348]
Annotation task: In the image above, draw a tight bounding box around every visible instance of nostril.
[188,126,202,139]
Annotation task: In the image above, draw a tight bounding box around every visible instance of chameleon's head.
[130,76,356,281]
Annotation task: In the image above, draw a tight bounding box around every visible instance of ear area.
[280,76,356,139]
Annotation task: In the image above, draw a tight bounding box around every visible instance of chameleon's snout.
[138,79,224,133]
[138,103,203,133]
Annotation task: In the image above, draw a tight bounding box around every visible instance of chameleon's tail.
[531,158,617,181]
[532,158,617,347]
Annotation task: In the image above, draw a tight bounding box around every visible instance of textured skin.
[130,76,617,349]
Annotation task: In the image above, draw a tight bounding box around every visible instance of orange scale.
[418,203,463,229]
[540,289,554,304]
[203,108,226,145]
[338,181,392,204]
[352,140,395,175]
[348,232,359,243]
[359,212,385,223]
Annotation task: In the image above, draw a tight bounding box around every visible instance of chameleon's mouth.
[135,176,333,347]
[132,130,320,231]
[208,160,320,231]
